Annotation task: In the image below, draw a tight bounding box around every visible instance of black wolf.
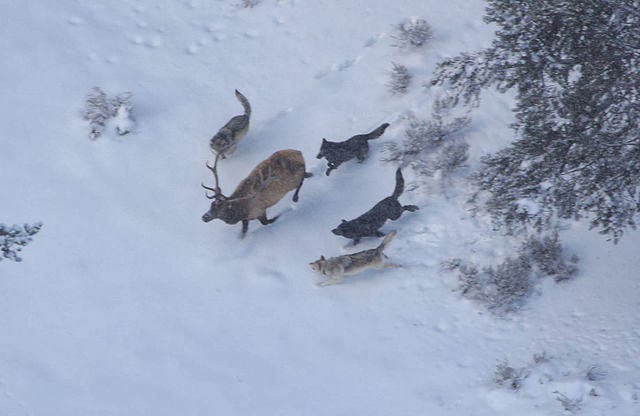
[316,123,389,176]
[332,168,418,244]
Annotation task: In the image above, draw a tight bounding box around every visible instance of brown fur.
[202,149,312,236]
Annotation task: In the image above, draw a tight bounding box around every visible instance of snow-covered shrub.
[83,87,110,139]
[387,62,412,95]
[111,92,135,136]
[1,222,42,262]
[585,365,607,382]
[494,359,530,390]
[392,17,432,49]
[240,0,260,7]
[445,232,578,314]
[455,254,533,314]
[490,353,608,414]
[382,104,469,184]
[554,391,583,413]
[83,87,135,139]
[519,231,579,282]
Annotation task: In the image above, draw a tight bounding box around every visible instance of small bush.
[382,104,470,183]
[388,62,412,95]
[241,0,260,7]
[83,87,110,139]
[1,222,43,262]
[83,87,135,139]
[494,359,530,390]
[446,232,578,314]
[585,365,607,382]
[554,391,583,413]
[392,17,433,49]
[519,231,578,282]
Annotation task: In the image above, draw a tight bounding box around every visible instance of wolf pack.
[203,90,419,286]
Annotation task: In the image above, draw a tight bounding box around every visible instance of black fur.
[332,168,419,244]
[316,123,390,176]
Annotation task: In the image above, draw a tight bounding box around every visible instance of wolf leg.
[403,204,419,212]
[318,277,342,287]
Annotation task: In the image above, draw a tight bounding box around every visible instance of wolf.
[310,230,400,286]
[332,168,418,244]
[210,89,251,158]
[316,123,390,175]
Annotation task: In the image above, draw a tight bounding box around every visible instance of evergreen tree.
[432,0,640,242]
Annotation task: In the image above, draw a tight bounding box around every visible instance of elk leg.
[258,214,280,225]
[241,220,249,237]
[292,179,304,202]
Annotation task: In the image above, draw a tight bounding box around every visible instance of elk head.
[201,154,230,223]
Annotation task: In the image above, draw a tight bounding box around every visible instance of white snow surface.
[1,1,639,415]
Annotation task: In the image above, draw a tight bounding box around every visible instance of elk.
[201,149,312,236]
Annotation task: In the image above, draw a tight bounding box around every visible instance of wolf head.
[316,138,329,159]
[331,219,351,237]
[309,256,327,273]
[210,128,233,152]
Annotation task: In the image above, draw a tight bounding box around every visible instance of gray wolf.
[310,230,400,286]
[210,89,251,158]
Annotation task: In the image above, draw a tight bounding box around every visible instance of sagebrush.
[382,103,469,184]
[1,222,43,262]
[83,87,135,139]
[388,62,412,95]
[445,231,578,314]
[392,17,432,49]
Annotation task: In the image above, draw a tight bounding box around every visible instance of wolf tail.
[365,122,390,141]
[376,230,397,252]
[391,167,405,199]
[235,89,251,118]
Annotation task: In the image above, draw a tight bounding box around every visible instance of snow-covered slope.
[1,1,638,415]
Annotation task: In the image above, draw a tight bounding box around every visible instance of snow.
[1,1,639,415]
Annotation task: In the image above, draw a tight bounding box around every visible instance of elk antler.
[202,153,226,200]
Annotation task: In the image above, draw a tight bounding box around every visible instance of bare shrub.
[392,17,433,49]
[519,231,579,282]
[83,87,135,139]
[494,359,530,390]
[241,0,260,7]
[388,62,412,95]
[554,391,583,413]
[382,103,470,184]
[83,87,110,139]
[1,222,43,262]
[446,232,578,315]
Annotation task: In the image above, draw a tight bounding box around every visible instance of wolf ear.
[322,138,327,143]
[320,255,326,261]
[341,219,347,223]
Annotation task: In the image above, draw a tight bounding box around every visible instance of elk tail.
[391,167,404,199]
[235,89,251,118]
